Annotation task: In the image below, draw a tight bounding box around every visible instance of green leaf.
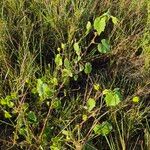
[0,98,7,105]
[62,130,72,140]
[87,98,96,112]
[132,96,140,103]
[52,99,61,109]
[102,89,109,95]
[74,42,81,56]
[82,114,88,121]
[43,83,53,96]
[74,74,78,81]
[19,127,27,136]
[27,111,37,123]
[62,69,73,77]
[97,39,110,53]
[93,121,112,136]
[94,16,107,35]
[37,79,53,100]
[79,64,84,72]
[103,89,122,106]
[7,101,14,108]
[86,21,92,34]
[55,54,62,67]
[10,92,18,99]
[64,58,71,70]
[94,84,100,91]
[111,16,118,25]
[37,79,44,97]
[61,43,66,49]
[4,110,12,118]
[51,77,58,86]
[84,62,92,74]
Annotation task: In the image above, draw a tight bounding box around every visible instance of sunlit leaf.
[87,98,96,112]
[82,114,88,121]
[74,42,81,56]
[86,21,92,34]
[55,54,62,67]
[51,77,58,86]
[94,84,101,91]
[4,111,12,118]
[132,96,140,103]
[103,89,122,106]
[94,16,107,35]
[111,16,119,25]
[37,79,53,100]
[61,43,66,49]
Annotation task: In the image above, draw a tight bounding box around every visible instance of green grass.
[0,0,150,150]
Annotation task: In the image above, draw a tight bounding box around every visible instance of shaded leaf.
[27,111,37,123]
[74,74,78,81]
[84,62,92,74]
[97,39,110,53]
[93,121,112,136]
[64,58,71,70]
[52,99,61,109]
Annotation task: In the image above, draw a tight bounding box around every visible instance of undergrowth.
[0,0,149,150]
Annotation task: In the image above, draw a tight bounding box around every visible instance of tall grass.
[0,0,149,149]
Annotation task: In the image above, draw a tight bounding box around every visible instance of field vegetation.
[0,0,150,149]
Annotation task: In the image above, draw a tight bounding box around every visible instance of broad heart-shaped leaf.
[97,39,110,54]
[93,121,112,136]
[84,62,92,74]
[27,111,37,123]
[73,42,81,56]
[103,89,121,106]
[87,98,96,112]
[94,15,107,35]
[55,54,62,67]
[37,79,53,100]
